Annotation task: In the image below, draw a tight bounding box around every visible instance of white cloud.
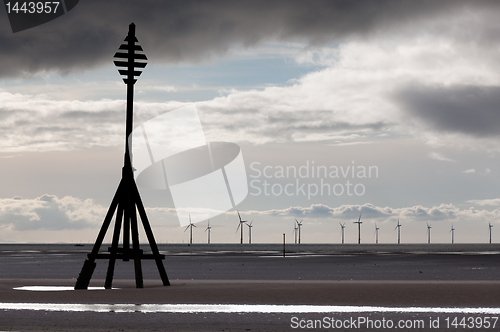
[247,202,499,224]
[197,11,500,148]
[467,198,500,206]
[0,91,188,152]
[429,152,455,162]
[463,169,476,174]
[0,195,105,230]
[144,85,177,93]
[2,6,500,152]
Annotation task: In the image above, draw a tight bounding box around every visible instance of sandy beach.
[1,244,499,331]
[2,279,500,331]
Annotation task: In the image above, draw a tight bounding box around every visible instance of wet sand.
[1,244,499,331]
[1,279,500,331]
[2,278,500,307]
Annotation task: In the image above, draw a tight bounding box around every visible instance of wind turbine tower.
[205,220,212,244]
[395,219,401,244]
[246,220,254,244]
[295,219,303,244]
[339,222,346,244]
[450,223,455,244]
[293,222,298,244]
[489,223,493,244]
[375,223,379,244]
[427,223,432,244]
[236,211,248,244]
[184,215,196,245]
[353,213,362,244]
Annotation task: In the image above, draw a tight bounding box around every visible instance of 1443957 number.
[445,316,498,329]
[5,2,60,14]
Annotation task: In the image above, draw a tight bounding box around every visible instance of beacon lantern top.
[113,23,148,85]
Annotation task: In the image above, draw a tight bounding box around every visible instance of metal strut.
[75,23,170,290]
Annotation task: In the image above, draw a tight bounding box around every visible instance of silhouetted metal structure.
[75,23,170,289]
[339,222,345,244]
[427,223,432,244]
[236,211,247,244]
[450,223,455,244]
[205,220,212,244]
[185,215,196,245]
[489,223,493,244]
[246,220,253,244]
[354,213,362,244]
[295,219,303,244]
[293,221,299,244]
[395,219,401,244]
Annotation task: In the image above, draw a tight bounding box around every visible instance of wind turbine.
[205,220,212,244]
[427,223,432,244]
[353,212,362,244]
[184,215,196,245]
[374,223,379,244]
[339,222,346,244]
[395,219,401,244]
[489,223,493,244]
[450,223,455,244]
[246,220,254,244]
[295,219,303,244]
[236,211,247,244]
[293,221,298,244]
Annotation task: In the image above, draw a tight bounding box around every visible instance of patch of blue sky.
[0,41,331,103]
[0,65,122,101]
[137,56,323,102]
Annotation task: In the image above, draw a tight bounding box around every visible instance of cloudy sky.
[1,0,500,244]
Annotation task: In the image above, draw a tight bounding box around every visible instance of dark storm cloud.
[0,0,496,78]
[394,83,500,137]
